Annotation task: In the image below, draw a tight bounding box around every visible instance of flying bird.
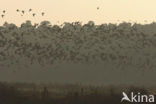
[29,9,32,12]
[121,92,131,102]
[22,10,25,14]
[34,23,39,28]
[3,10,6,13]
[16,9,20,12]
[97,7,99,10]
[1,15,4,18]
[32,13,36,17]
[42,12,45,16]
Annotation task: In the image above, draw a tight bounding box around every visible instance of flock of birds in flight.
[0,7,100,18]
[1,9,45,18]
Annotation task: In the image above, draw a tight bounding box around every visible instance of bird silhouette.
[42,12,45,16]
[1,15,4,18]
[22,10,25,14]
[16,9,20,12]
[121,92,131,102]
[34,23,39,27]
[29,9,32,12]
[3,10,6,13]
[32,13,36,17]
[97,7,99,10]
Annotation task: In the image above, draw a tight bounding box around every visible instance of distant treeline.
[0,21,156,69]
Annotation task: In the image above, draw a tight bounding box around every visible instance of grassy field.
[0,82,155,104]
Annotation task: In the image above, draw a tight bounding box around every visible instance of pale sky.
[0,0,156,25]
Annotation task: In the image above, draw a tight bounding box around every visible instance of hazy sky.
[0,0,156,25]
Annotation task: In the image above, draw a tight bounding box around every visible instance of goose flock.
[0,6,101,18]
[1,9,45,18]
[0,21,155,71]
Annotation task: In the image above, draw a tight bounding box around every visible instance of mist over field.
[0,21,156,86]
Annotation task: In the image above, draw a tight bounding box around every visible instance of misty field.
[0,82,154,104]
